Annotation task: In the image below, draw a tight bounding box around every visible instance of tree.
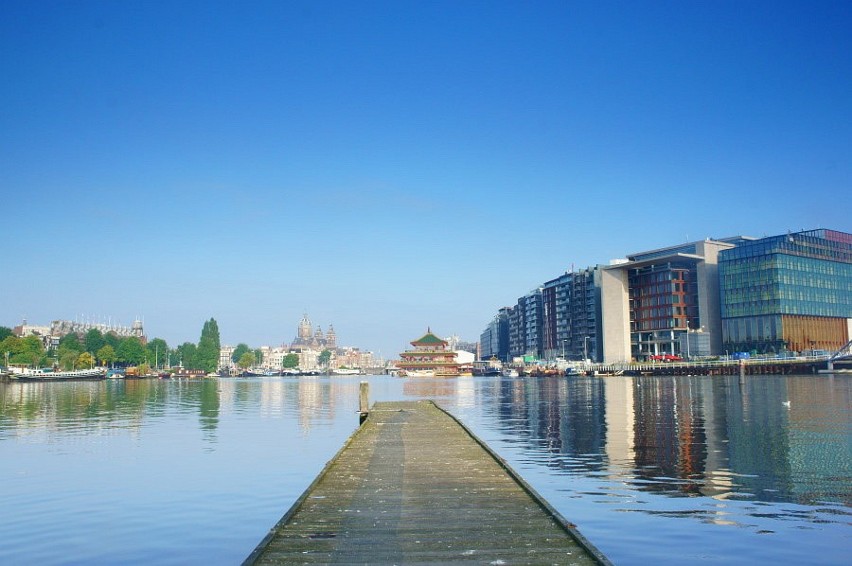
[1,335,21,362]
[12,336,45,367]
[282,353,299,369]
[59,333,83,353]
[146,338,169,368]
[238,352,255,370]
[84,329,105,355]
[254,348,263,365]
[175,342,197,369]
[56,345,79,368]
[231,343,250,364]
[317,349,332,368]
[196,318,221,373]
[116,337,147,366]
[0,326,12,342]
[77,352,95,369]
[104,332,121,352]
[97,344,116,367]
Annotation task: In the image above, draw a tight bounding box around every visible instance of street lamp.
[561,339,567,359]
[583,336,589,363]
[685,321,690,360]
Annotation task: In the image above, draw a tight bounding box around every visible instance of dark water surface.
[1,374,849,565]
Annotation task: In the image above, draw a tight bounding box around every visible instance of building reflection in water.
[1,374,848,507]
[489,374,849,506]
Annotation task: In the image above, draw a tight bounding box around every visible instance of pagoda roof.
[411,328,447,347]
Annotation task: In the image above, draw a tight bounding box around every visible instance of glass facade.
[719,229,852,353]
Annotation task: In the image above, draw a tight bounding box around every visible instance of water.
[1,374,849,565]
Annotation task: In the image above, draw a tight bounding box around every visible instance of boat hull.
[10,368,107,381]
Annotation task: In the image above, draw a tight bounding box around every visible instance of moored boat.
[9,367,107,381]
[331,368,362,375]
[403,369,436,378]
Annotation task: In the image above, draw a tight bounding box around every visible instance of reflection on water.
[0,374,849,565]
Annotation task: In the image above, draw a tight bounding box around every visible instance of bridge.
[827,339,852,371]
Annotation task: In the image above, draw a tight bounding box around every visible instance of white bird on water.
[782,400,791,409]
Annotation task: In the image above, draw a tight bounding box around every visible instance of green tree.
[146,338,169,368]
[238,352,255,370]
[97,344,116,367]
[1,335,21,363]
[59,350,78,370]
[58,333,83,353]
[77,351,95,369]
[175,342,197,369]
[0,326,12,342]
[56,345,79,368]
[104,332,121,352]
[116,337,147,366]
[85,329,105,355]
[317,349,332,368]
[254,348,263,365]
[14,336,45,367]
[282,353,299,369]
[231,343,250,364]
[196,318,221,373]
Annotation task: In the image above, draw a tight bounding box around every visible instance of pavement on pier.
[245,400,607,565]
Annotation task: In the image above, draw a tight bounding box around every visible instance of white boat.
[501,368,520,377]
[332,368,362,375]
[10,367,107,381]
[404,369,436,378]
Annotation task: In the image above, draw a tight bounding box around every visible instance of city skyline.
[2,1,850,358]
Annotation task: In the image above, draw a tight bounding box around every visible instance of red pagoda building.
[398,328,459,377]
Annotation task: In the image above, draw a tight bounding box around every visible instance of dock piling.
[358,381,369,424]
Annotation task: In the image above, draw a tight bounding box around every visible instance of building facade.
[398,329,459,376]
[539,268,603,362]
[719,229,852,354]
[482,227,850,366]
[480,307,511,362]
[601,238,739,362]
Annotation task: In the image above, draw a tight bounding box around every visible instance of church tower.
[297,313,312,342]
[326,324,337,349]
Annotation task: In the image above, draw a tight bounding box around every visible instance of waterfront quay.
[584,356,850,377]
[244,400,610,565]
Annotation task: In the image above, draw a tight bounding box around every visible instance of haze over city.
[2,1,850,357]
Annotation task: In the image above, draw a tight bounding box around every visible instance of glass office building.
[719,229,852,353]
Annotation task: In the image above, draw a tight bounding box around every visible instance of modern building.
[542,273,570,360]
[507,304,524,360]
[601,238,743,362]
[480,307,511,362]
[540,268,603,362]
[718,229,852,354]
[571,266,603,362]
[523,289,543,359]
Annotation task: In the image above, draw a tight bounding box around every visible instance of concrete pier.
[244,400,609,565]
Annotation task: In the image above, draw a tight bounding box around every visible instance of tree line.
[0,318,223,374]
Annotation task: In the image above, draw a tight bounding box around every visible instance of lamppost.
[561,339,567,359]
[685,321,690,360]
[583,336,589,363]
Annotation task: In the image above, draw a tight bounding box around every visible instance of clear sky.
[2,1,850,358]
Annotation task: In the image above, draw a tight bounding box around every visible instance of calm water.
[1,374,849,565]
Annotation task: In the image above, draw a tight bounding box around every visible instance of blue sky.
[2,1,850,357]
